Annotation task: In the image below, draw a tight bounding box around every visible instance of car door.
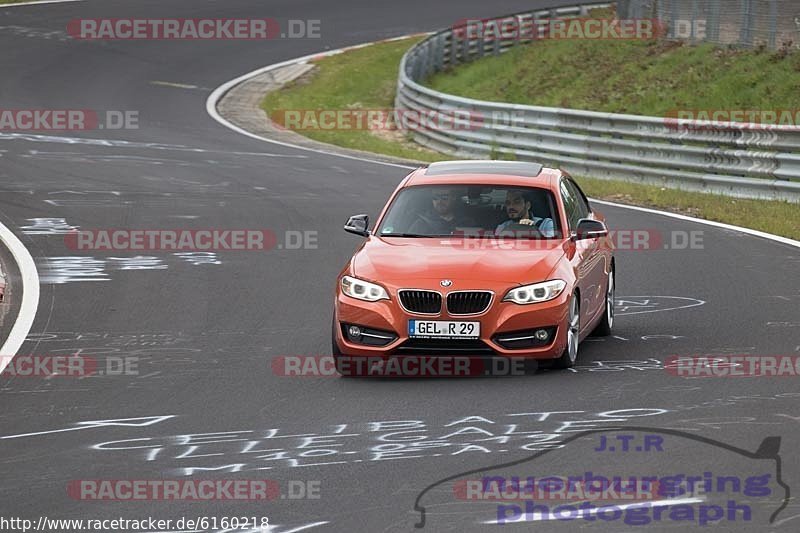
[559,178,593,332]
[565,178,607,323]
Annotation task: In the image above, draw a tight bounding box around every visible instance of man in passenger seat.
[495,189,555,237]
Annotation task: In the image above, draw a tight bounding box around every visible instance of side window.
[559,179,578,230]
[566,179,590,221]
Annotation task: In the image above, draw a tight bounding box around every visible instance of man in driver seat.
[495,189,555,237]
[408,188,474,235]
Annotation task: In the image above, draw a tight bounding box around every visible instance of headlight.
[503,280,566,305]
[341,275,390,302]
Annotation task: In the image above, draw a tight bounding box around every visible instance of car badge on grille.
[440,279,453,287]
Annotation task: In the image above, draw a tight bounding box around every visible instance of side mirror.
[573,218,608,240]
[344,214,370,237]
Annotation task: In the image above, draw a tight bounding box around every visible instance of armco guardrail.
[395,3,800,202]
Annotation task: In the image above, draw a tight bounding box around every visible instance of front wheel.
[553,294,580,369]
[593,268,614,337]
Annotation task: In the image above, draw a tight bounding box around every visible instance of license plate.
[408,320,480,339]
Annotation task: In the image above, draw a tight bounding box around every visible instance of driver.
[408,188,474,235]
[495,189,555,237]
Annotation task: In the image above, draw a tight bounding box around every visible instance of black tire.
[553,293,580,369]
[593,267,614,337]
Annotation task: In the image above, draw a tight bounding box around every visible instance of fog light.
[535,329,549,341]
[348,325,362,338]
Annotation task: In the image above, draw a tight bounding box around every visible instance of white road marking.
[591,199,800,249]
[205,36,429,170]
[0,133,307,159]
[150,81,207,90]
[0,220,39,374]
[615,296,705,316]
[773,513,800,527]
[0,0,84,8]
[0,415,174,440]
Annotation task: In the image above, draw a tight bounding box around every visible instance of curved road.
[1,1,799,531]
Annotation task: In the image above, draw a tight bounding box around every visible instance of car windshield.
[376,184,561,239]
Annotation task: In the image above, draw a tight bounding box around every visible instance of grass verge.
[261,37,799,241]
[427,39,800,117]
[577,177,799,239]
[261,37,443,162]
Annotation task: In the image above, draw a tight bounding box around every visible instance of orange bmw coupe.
[333,161,614,373]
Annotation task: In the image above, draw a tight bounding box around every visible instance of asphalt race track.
[0,1,799,531]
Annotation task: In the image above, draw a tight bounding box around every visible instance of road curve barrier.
[395,3,800,202]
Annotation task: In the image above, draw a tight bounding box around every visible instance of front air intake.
[399,290,441,314]
[447,291,492,315]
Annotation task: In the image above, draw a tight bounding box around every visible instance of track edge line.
[591,199,800,249]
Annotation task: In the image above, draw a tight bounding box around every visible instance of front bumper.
[333,283,570,360]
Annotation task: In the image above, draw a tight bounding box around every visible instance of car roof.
[405,160,560,187]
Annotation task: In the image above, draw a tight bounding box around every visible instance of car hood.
[351,236,566,285]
